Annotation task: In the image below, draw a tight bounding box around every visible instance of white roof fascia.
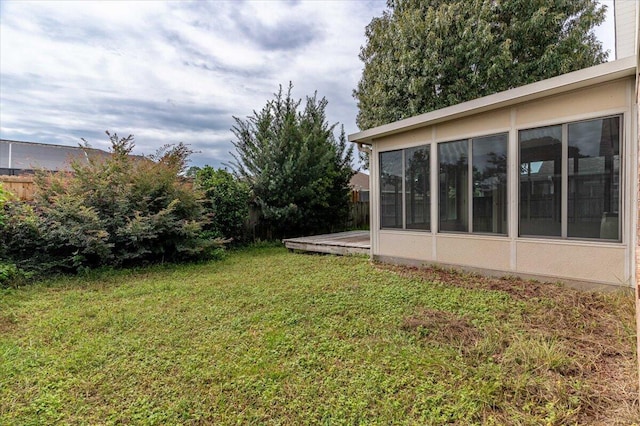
[349,56,637,143]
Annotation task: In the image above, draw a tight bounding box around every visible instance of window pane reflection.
[380,150,403,228]
[473,134,508,234]
[405,146,430,230]
[568,117,620,240]
[519,126,562,237]
[439,140,469,232]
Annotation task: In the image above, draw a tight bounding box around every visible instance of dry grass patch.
[401,307,481,348]
[378,262,639,425]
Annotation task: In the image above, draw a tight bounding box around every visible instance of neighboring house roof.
[349,56,636,143]
[0,139,111,172]
[350,171,370,191]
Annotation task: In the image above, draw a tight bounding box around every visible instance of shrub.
[0,193,38,286]
[195,166,250,242]
[0,132,220,276]
[230,83,355,239]
[0,183,11,229]
[0,260,32,288]
[0,201,42,263]
[0,261,19,287]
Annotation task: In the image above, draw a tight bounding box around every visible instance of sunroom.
[349,57,637,290]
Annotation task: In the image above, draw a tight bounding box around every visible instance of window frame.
[437,132,509,236]
[379,149,404,229]
[517,114,623,242]
[378,145,431,231]
[405,145,431,230]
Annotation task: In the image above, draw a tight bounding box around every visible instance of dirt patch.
[0,312,18,333]
[401,307,480,347]
[377,262,580,301]
[378,262,639,425]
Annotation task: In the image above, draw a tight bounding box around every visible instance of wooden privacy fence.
[348,201,369,230]
[0,175,36,201]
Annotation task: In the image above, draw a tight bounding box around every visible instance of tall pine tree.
[230,84,355,238]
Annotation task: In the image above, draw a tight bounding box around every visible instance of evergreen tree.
[354,0,608,131]
[230,84,355,238]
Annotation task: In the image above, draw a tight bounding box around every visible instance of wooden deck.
[283,231,370,256]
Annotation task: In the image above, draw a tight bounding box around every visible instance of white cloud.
[2,0,383,149]
[0,0,616,168]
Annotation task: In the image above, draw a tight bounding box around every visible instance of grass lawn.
[1,245,637,425]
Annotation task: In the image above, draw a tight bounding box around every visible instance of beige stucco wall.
[374,126,433,151]
[516,241,627,285]
[377,231,433,261]
[436,108,511,141]
[515,79,630,126]
[436,235,511,271]
[370,76,636,288]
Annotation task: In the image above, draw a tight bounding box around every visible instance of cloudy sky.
[0,0,615,169]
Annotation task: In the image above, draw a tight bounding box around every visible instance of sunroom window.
[380,150,403,228]
[438,133,508,234]
[519,115,621,241]
[379,145,430,230]
[472,134,508,234]
[439,140,468,232]
[519,126,562,237]
[405,146,430,230]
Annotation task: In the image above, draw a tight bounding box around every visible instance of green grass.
[0,246,637,425]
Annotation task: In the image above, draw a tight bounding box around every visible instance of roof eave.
[348,57,637,143]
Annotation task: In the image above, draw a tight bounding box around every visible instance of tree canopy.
[354,0,608,131]
[230,84,354,238]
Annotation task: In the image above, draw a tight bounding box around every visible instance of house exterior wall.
[615,0,637,59]
[369,75,637,288]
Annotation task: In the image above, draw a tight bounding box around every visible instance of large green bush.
[0,132,220,277]
[194,166,250,242]
[230,84,355,238]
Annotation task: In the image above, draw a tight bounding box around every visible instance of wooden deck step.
[283,231,370,256]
